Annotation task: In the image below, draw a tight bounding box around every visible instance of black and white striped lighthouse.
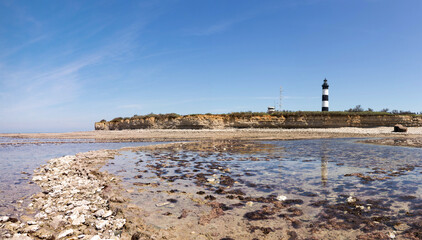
[322,78,329,111]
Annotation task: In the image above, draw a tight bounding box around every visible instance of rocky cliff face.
[95,114,422,130]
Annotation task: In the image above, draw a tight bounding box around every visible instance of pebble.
[114,218,126,229]
[276,195,287,201]
[94,209,106,217]
[58,229,74,239]
[11,233,33,240]
[34,212,47,220]
[103,210,113,218]
[347,196,356,203]
[394,223,410,231]
[33,228,54,239]
[95,220,109,230]
[0,216,10,222]
[23,224,39,233]
[72,215,85,226]
[156,202,171,207]
[207,178,216,183]
[51,215,66,229]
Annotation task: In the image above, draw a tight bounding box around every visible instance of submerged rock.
[276,195,287,201]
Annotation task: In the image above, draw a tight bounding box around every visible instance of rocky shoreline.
[1,149,132,239]
[362,138,422,148]
[1,129,422,239]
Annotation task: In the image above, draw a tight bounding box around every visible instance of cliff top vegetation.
[104,108,421,123]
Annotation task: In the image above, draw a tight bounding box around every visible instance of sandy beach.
[2,127,422,142]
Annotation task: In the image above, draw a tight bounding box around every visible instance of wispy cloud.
[191,19,242,36]
[185,2,285,36]
[0,22,146,115]
[0,34,50,59]
[186,13,254,36]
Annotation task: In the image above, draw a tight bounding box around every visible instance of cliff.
[95,113,422,130]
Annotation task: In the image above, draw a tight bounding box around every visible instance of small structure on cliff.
[322,78,329,111]
[267,106,275,114]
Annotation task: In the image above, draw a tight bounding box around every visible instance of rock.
[72,214,85,226]
[50,215,66,229]
[94,209,105,217]
[110,195,125,203]
[156,202,170,207]
[23,224,40,233]
[33,228,54,239]
[103,210,113,218]
[4,222,20,232]
[347,196,356,203]
[32,176,45,181]
[394,223,410,231]
[207,178,216,183]
[34,212,47,220]
[394,124,407,132]
[90,235,101,240]
[57,229,74,239]
[114,218,126,229]
[276,195,287,201]
[0,216,10,222]
[11,233,33,240]
[95,220,109,230]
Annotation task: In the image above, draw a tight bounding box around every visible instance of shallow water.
[104,139,422,239]
[0,138,157,216]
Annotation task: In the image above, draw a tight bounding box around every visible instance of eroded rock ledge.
[95,114,422,130]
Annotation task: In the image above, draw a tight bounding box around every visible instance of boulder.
[394,124,407,132]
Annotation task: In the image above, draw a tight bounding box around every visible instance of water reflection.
[320,141,328,187]
[103,139,422,239]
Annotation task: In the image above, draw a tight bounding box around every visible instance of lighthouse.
[322,78,329,111]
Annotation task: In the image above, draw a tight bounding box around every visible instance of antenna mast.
[279,86,282,111]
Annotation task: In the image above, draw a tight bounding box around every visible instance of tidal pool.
[0,138,158,217]
[104,139,422,239]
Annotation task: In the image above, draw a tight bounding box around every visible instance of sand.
[1,127,422,142]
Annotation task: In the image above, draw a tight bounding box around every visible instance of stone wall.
[95,114,422,130]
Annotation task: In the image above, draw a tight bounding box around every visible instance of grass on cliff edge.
[103,111,421,123]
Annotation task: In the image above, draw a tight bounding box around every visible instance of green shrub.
[110,117,123,122]
[106,110,421,123]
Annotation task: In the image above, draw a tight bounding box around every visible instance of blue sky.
[1,0,421,133]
